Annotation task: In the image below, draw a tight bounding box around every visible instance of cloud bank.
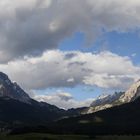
[31,91,93,109]
[0,0,140,62]
[0,50,139,90]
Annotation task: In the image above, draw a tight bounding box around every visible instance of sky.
[0,0,140,109]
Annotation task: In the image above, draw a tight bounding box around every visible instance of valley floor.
[0,133,140,140]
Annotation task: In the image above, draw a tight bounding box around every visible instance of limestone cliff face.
[119,80,140,103]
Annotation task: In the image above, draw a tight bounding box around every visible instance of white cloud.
[67,78,75,83]
[0,0,140,62]
[0,50,140,90]
[131,53,137,57]
[31,91,93,109]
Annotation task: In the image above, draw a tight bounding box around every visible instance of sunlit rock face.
[119,80,140,103]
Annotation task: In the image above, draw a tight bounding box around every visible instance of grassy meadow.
[0,133,140,140]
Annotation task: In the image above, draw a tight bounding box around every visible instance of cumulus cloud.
[0,0,140,62]
[0,50,140,90]
[31,91,93,109]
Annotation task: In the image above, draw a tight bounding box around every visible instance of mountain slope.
[86,92,124,113]
[0,96,68,131]
[119,80,140,103]
[91,92,123,107]
[0,72,70,129]
[0,72,31,104]
[83,80,140,114]
[0,72,86,130]
[49,96,140,135]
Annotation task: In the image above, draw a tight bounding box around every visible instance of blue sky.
[49,31,139,100]
[60,31,140,64]
[37,30,140,101]
[0,0,140,109]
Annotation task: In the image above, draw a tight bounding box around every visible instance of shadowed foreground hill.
[0,72,82,130]
[0,97,66,129]
[45,97,140,135]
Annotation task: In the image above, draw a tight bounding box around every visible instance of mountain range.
[82,79,140,114]
[0,72,140,134]
[0,72,69,130]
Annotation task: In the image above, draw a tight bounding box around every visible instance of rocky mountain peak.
[0,72,31,104]
[119,80,140,103]
[0,72,8,80]
[90,92,123,107]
